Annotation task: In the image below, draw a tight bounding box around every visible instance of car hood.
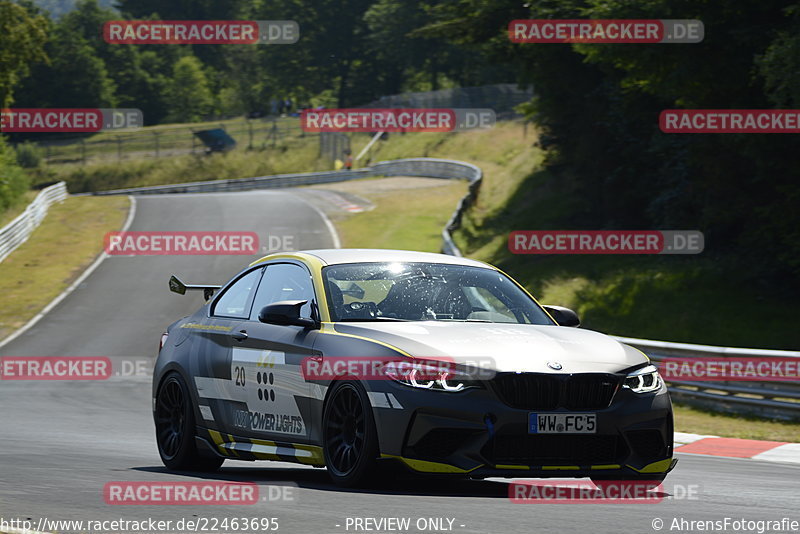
[330,321,647,375]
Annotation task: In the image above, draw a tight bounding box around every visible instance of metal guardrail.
[0,182,68,263]
[613,336,800,421]
[87,169,372,196]
[86,157,482,257]
[369,158,482,257]
[84,157,481,203]
[81,157,800,420]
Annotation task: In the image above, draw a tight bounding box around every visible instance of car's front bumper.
[368,379,674,478]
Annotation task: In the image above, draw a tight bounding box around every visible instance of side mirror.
[543,305,581,327]
[258,300,318,328]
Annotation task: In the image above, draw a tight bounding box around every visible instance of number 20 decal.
[234,366,246,386]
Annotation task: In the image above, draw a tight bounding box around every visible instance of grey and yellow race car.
[153,249,675,486]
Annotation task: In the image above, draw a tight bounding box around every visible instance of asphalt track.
[1,188,798,534]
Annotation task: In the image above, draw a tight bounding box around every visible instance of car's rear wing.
[169,275,221,301]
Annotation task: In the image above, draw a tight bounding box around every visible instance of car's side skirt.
[198,427,325,466]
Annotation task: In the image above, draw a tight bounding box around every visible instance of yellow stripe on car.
[495,464,530,470]
[626,458,674,473]
[207,430,229,456]
[381,454,481,474]
[318,323,414,358]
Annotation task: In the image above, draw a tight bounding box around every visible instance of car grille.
[491,373,620,410]
[484,433,626,465]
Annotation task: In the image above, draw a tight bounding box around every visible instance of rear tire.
[322,381,379,487]
[155,372,224,472]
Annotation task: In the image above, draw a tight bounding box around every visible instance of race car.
[153,249,675,486]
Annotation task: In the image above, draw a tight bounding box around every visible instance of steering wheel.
[344,301,379,319]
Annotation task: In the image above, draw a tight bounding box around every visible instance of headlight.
[623,364,662,393]
[384,361,483,392]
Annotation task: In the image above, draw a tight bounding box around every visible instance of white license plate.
[529,413,596,434]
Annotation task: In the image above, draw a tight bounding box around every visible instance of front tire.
[155,372,224,472]
[322,381,379,487]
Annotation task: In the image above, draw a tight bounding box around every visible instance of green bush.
[14,141,43,169]
[0,139,31,213]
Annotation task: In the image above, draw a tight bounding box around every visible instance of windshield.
[322,262,553,324]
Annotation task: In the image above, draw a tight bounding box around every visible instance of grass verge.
[320,122,800,348]
[0,190,38,228]
[333,179,469,252]
[674,404,800,442]
[28,133,325,194]
[435,127,799,350]
[0,195,130,342]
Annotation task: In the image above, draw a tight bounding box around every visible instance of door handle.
[231,330,248,341]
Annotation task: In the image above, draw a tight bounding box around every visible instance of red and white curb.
[675,432,800,464]
[299,189,373,214]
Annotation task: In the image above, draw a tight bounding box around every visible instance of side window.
[250,263,316,321]
[211,268,263,319]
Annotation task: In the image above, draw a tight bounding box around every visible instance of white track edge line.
[0,195,137,351]
[291,193,341,249]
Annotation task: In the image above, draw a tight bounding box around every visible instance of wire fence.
[10,85,535,168]
[22,118,309,166]
[319,132,351,162]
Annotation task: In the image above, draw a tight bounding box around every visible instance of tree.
[58,0,179,123]
[115,0,245,20]
[425,0,800,282]
[165,55,214,122]
[0,138,30,213]
[15,21,116,108]
[0,1,48,108]
[249,0,376,107]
